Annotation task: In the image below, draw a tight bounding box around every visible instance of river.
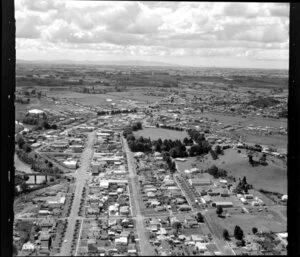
[14,153,45,184]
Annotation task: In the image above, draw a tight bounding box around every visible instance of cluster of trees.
[235,176,253,194]
[187,129,211,155]
[216,206,223,216]
[16,149,62,175]
[127,136,153,153]
[163,152,177,173]
[223,226,245,242]
[156,123,184,131]
[238,144,262,152]
[210,145,224,160]
[189,142,211,156]
[183,137,194,146]
[16,98,30,104]
[196,212,204,223]
[42,121,57,130]
[234,226,244,240]
[131,122,142,131]
[16,135,32,153]
[206,165,227,178]
[97,109,137,116]
[248,153,268,166]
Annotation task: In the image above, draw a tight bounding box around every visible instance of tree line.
[16,149,62,175]
[156,123,184,131]
[97,109,137,116]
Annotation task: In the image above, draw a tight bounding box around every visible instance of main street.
[58,131,95,256]
[122,137,155,256]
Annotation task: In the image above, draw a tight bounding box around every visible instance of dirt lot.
[134,128,188,141]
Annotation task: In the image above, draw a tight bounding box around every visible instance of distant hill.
[17,59,180,67]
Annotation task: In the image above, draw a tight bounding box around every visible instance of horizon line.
[16,58,289,71]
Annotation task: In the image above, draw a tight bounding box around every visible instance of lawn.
[177,149,287,194]
[207,211,286,237]
[133,128,188,141]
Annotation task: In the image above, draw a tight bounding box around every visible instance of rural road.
[122,137,155,256]
[58,131,95,256]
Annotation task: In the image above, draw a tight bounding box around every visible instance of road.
[122,137,155,256]
[203,211,236,255]
[58,131,95,256]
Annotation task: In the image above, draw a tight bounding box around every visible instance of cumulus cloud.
[15,1,289,68]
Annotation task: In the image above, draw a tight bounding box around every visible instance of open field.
[201,112,287,129]
[15,96,83,121]
[175,148,287,194]
[134,127,188,141]
[45,89,164,107]
[206,210,286,237]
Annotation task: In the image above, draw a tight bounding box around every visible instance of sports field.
[133,127,188,141]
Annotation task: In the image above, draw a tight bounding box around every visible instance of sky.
[15,0,289,69]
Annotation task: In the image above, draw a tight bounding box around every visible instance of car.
[64,240,68,243]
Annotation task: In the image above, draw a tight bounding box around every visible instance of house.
[202,195,212,204]
[196,242,207,252]
[22,241,35,252]
[190,234,205,242]
[128,243,137,254]
[244,194,253,199]
[63,159,78,169]
[212,202,233,208]
[115,237,128,246]
[120,206,130,215]
[189,178,211,186]
[92,166,100,175]
[178,204,192,211]
[220,190,229,197]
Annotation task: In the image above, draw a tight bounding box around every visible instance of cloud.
[16,15,41,38]
[269,4,289,17]
[15,1,289,67]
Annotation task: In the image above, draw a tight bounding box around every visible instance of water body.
[14,153,45,184]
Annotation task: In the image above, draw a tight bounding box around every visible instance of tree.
[223,229,230,241]
[24,144,32,153]
[172,221,182,234]
[248,154,254,165]
[234,226,244,240]
[216,206,223,216]
[215,145,223,155]
[43,121,50,130]
[196,212,204,223]
[183,137,190,146]
[252,227,258,234]
[236,239,245,247]
[16,135,25,149]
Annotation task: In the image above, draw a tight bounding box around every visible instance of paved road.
[122,137,155,256]
[58,131,95,256]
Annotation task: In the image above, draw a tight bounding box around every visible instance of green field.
[206,210,286,237]
[175,148,287,194]
[133,127,188,141]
